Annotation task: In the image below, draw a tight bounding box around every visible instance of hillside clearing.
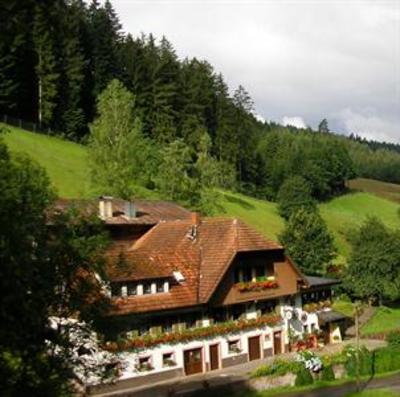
[349,178,400,203]
[2,123,399,260]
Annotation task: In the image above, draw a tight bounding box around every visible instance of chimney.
[191,212,201,226]
[124,200,136,219]
[99,196,113,219]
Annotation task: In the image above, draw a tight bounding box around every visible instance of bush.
[295,366,314,386]
[320,365,335,381]
[252,359,301,378]
[386,331,400,349]
[344,345,373,377]
[374,347,400,374]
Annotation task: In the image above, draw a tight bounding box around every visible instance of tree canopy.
[0,129,112,395]
[277,175,316,220]
[345,217,400,304]
[279,208,336,275]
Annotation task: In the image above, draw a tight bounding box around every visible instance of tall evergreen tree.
[279,208,336,275]
[32,1,61,125]
[88,0,122,108]
[277,175,316,220]
[57,0,88,138]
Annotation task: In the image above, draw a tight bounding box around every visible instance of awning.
[318,310,349,325]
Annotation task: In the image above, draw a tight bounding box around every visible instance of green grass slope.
[349,178,400,203]
[2,123,399,260]
[2,123,91,198]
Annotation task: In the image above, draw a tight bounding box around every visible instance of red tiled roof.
[107,217,283,314]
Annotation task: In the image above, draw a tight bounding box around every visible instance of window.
[162,322,172,333]
[137,356,153,372]
[265,333,271,342]
[127,283,137,296]
[110,283,120,297]
[143,283,152,295]
[265,263,274,277]
[228,339,241,354]
[157,282,165,293]
[243,267,252,282]
[138,325,149,336]
[311,323,317,333]
[258,300,277,315]
[255,266,265,279]
[162,352,176,367]
[234,268,241,283]
[186,314,197,329]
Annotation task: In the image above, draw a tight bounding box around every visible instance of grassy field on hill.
[2,123,91,198]
[349,178,400,203]
[2,123,399,260]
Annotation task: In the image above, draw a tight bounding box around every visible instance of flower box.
[236,280,279,292]
[104,314,282,352]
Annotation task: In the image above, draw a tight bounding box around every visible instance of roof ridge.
[129,222,162,251]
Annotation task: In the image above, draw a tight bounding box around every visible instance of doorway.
[248,335,261,361]
[184,348,203,375]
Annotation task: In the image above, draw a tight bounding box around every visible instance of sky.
[109,0,400,143]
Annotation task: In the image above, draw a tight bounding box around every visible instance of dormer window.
[143,283,152,295]
[110,280,170,297]
[127,283,137,296]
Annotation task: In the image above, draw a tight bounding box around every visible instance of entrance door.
[273,331,282,355]
[248,336,261,361]
[209,344,220,371]
[184,348,203,375]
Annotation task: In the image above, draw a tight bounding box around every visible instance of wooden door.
[184,348,203,375]
[209,344,220,371]
[273,331,282,355]
[248,336,261,361]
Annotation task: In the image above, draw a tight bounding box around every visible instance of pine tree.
[277,176,316,220]
[0,0,36,119]
[32,2,61,125]
[279,208,336,275]
[88,0,122,105]
[232,85,254,185]
[318,118,330,134]
[58,0,87,138]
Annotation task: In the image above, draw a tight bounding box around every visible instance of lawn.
[2,123,400,261]
[332,299,354,318]
[361,306,400,336]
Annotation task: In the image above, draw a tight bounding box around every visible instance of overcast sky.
[110,0,400,143]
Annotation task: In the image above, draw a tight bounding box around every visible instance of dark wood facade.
[211,251,300,306]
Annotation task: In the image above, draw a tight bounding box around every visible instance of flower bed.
[236,280,279,292]
[104,314,282,352]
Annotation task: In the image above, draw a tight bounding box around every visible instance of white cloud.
[336,108,400,144]
[282,116,307,129]
[105,0,400,143]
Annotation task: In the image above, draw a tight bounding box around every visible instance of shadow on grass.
[223,193,256,210]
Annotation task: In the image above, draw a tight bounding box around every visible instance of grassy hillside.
[2,123,91,198]
[349,178,400,203]
[2,123,399,260]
